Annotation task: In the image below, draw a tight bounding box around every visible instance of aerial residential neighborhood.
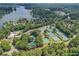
[0,4,79,56]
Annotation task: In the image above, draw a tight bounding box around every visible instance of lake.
[0,6,32,28]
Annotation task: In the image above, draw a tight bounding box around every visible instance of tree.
[56,21,73,38]
[24,49,42,56]
[12,51,19,56]
[0,22,13,39]
[48,46,56,56]
[68,35,79,48]
[14,23,26,31]
[1,41,11,51]
[0,47,3,55]
[30,30,40,37]
[12,49,42,56]
[35,35,43,47]
[2,53,9,56]
[42,46,48,56]
[47,42,66,56]
[12,37,20,45]
[68,47,79,56]
[4,22,14,32]
[56,49,64,56]
[15,40,29,50]
[21,33,29,41]
[15,33,30,50]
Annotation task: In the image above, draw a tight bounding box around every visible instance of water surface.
[0,6,32,27]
